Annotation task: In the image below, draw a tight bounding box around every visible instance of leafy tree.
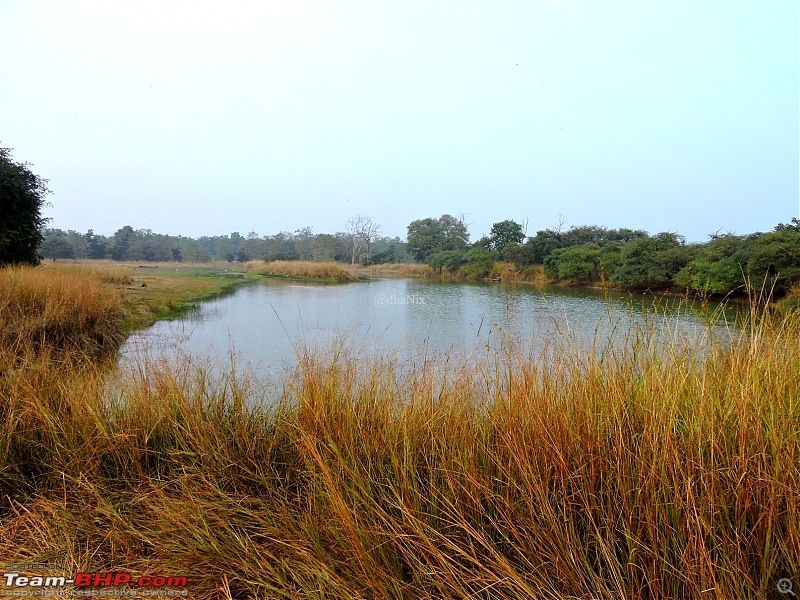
[370,248,395,265]
[488,220,525,253]
[774,217,800,233]
[407,218,444,262]
[295,226,314,260]
[429,250,466,272]
[738,229,800,292]
[242,232,266,260]
[604,228,649,244]
[230,232,245,252]
[407,215,471,262]
[561,225,607,246]
[111,226,135,260]
[313,233,347,262]
[611,232,687,288]
[85,229,107,259]
[700,234,743,261]
[438,214,470,250]
[263,232,298,261]
[514,229,564,266]
[462,247,495,279]
[196,235,219,259]
[674,259,742,294]
[40,233,76,259]
[0,147,50,265]
[544,245,601,282]
[370,236,410,264]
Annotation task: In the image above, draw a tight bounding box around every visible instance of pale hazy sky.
[1,1,797,242]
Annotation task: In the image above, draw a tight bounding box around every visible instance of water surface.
[121,278,739,382]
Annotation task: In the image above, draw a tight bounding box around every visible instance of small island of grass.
[248,260,363,282]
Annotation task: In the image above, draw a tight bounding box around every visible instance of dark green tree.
[85,229,107,259]
[40,233,76,259]
[612,232,687,288]
[111,225,135,260]
[429,249,467,272]
[0,147,50,265]
[488,220,525,253]
[406,218,444,262]
[462,247,495,279]
[312,233,347,262]
[738,229,800,292]
[407,215,471,262]
[517,229,564,265]
[544,245,601,282]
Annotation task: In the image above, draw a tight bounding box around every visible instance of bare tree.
[345,215,381,264]
[361,217,381,263]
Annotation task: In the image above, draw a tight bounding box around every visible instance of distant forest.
[40,215,800,296]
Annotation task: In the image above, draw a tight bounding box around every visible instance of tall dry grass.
[0,264,127,357]
[364,263,435,277]
[247,260,356,280]
[0,266,797,598]
[488,262,552,284]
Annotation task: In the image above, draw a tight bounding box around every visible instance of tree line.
[40,219,410,265]
[39,214,800,297]
[412,216,800,296]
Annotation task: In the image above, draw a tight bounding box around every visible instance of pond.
[120,277,741,384]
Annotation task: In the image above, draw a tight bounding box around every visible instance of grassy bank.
[0,265,798,598]
[68,260,255,330]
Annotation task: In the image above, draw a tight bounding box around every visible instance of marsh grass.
[0,265,126,357]
[364,263,436,277]
[365,262,551,284]
[249,260,357,281]
[0,266,798,599]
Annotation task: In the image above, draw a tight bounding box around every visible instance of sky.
[1,0,797,242]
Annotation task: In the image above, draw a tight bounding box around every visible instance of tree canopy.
[0,147,50,265]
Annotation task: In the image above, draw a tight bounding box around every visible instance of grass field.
[0,263,797,599]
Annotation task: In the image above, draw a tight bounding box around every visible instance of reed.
[248,260,356,281]
[0,264,126,357]
[364,263,435,277]
[0,266,797,598]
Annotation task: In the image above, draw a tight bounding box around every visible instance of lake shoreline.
[2,262,797,598]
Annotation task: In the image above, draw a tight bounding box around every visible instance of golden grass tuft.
[0,265,126,357]
[364,263,435,277]
[249,260,356,280]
